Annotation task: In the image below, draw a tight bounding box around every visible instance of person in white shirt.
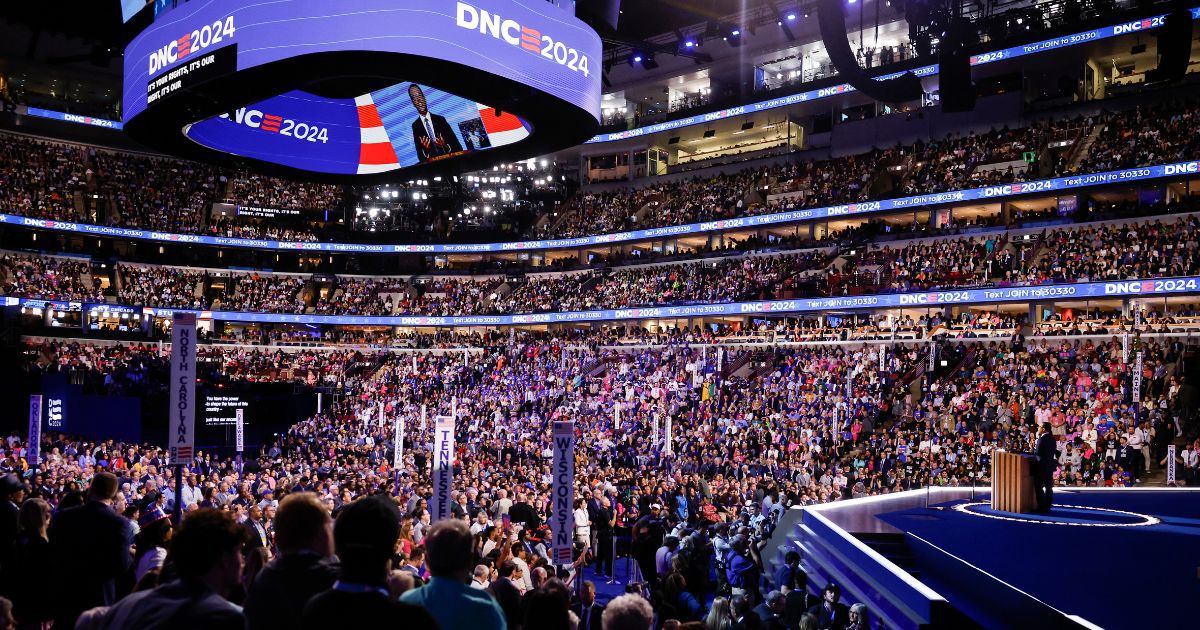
[573,498,591,546]
[1135,422,1152,472]
[470,564,491,589]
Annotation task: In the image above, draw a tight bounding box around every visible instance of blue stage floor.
[876,490,1200,629]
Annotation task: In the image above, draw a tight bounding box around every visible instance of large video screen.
[203,394,250,427]
[121,0,150,23]
[183,81,530,175]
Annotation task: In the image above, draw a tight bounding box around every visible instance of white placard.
[665,413,673,455]
[431,414,455,521]
[1167,444,1177,485]
[169,313,197,465]
[394,414,405,471]
[235,408,244,453]
[1133,351,1144,403]
[551,420,575,565]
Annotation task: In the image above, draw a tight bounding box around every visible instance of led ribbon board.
[9,276,1198,327]
[4,160,1198,252]
[122,0,601,181]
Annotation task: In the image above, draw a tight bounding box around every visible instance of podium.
[992,451,1036,513]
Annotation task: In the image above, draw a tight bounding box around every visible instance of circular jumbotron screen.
[122,0,601,182]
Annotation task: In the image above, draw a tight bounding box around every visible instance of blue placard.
[2,160,1197,253]
[15,276,1196,327]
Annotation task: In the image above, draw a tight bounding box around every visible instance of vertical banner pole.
[27,395,43,467]
[394,413,405,493]
[551,421,576,567]
[431,414,455,521]
[235,407,244,478]
[169,312,197,525]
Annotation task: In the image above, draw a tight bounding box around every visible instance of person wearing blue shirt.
[400,519,506,630]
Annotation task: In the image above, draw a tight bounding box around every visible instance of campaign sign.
[169,313,197,465]
[431,415,456,521]
[551,421,575,564]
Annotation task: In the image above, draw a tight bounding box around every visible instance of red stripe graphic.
[479,107,524,134]
[356,104,383,128]
[359,141,399,165]
[521,42,541,52]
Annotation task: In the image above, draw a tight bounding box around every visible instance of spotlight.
[683,39,697,48]
[787,13,797,20]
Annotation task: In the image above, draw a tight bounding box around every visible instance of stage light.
[731,29,741,36]
[787,13,797,20]
[633,55,642,62]
[683,39,696,48]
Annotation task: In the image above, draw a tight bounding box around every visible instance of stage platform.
[768,487,1200,630]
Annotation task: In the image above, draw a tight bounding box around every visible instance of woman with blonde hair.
[703,595,732,630]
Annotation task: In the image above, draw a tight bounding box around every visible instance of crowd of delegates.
[2,327,1191,628]
[495,252,830,314]
[117,264,208,310]
[91,149,225,235]
[1,254,102,302]
[2,102,1198,247]
[311,277,408,316]
[0,133,88,222]
[208,216,324,243]
[226,173,344,212]
[21,340,378,395]
[1077,101,1200,173]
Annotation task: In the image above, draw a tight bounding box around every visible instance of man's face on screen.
[408,85,428,116]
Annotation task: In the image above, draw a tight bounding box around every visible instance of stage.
[771,488,1200,629]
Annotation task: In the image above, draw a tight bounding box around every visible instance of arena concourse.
[1,1,1199,629]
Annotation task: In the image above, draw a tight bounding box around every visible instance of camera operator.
[724,534,761,604]
[631,503,666,588]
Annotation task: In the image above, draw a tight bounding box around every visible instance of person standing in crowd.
[301,496,436,629]
[575,580,604,630]
[488,560,524,627]
[602,593,654,630]
[8,498,53,627]
[591,495,615,578]
[400,518,505,630]
[631,504,665,586]
[1034,423,1058,513]
[243,493,337,630]
[132,506,174,590]
[0,474,23,573]
[48,472,134,629]
[80,509,248,629]
[807,583,848,630]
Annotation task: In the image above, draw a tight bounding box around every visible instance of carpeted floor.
[877,490,1200,629]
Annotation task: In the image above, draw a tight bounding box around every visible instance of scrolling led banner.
[12,277,1199,328]
[2,160,1198,253]
[584,7,1200,144]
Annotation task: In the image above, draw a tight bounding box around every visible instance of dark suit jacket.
[0,498,18,571]
[751,603,785,630]
[49,500,135,626]
[1036,433,1057,476]
[488,577,522,628]
[243,552,338,630]
[784,591,819,628]
[807,602,849,630]
[411,113,463,162]
[573,602,604,630]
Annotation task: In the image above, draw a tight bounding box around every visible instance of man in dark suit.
[48,472,135,629]
[807,583,849,630]
[751,590,786,629]
[244,492,338,630]
[487,560,524,628]
[1034,422,1058,513]
[0,473,23,573]
[244,504,270,557]
[573,580,604,630]
[408,83,463,162]
[82,509,249,629]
